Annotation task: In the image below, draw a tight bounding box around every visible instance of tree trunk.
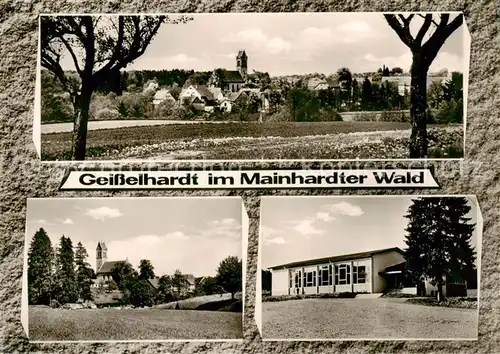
[71,88,92,161]
[231,292,235,300]
[436,278,444,302]
[409,53,429,158]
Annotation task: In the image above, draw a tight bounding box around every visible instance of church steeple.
[236,50,248,80]
[96,241,107,271]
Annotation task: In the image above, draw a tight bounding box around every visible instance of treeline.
[103,255,242,307]
[28,228,94,305]
[27,228,242,308]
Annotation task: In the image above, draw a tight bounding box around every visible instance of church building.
[208,50,248,92]
[94,241,127,286]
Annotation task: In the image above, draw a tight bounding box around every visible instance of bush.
[262,292,359,302]
[151,100,178,120]
[316,108,343,122]
[219,300,242,312]
[434,99,463,124]
[406,296,477,309]
[266,106,293,122]
[95,108,120,121]
[379,110,410,123]
[41,93,74,123]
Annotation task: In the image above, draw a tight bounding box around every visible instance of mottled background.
[1,1,499,353]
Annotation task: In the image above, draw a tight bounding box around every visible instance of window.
[335,264,351,285]
[290,270,302,288]
[353,265,367,284]
[320,265,331,286]
[304,270,316,287]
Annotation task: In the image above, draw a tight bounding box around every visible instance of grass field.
[262,298,477,339]
[29,305,242,341]
[41,121,464,160]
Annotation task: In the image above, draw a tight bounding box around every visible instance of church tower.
[96,241,107,271]
[236,50,248,80]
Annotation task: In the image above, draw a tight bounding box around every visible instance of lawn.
[29,305,242,341]
[40,121,464,160]
[261,298,477,340]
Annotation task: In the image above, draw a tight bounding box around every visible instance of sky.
[25,198,243,277]
[58,13,466,76]
[260,196,479,269]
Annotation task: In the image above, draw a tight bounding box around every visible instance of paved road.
[262,298,477,340]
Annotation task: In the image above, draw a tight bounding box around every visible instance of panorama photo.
[259,196,480,340]
[23,197,245,342]
[39,13,467,161]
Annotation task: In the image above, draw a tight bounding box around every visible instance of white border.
[35,12,469,164]
[257,194,482,341]
[23,196,246,343]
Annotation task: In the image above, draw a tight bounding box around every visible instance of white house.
[381,74,451,96]
[153,89,176,105]
[307,78,330,91]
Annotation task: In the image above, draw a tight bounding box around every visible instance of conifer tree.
[404,197,476,300]
[27,228,54,305]
[75,242,93,301]
[54,236,79,304]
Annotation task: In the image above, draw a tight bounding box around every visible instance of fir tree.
[54,236,78,304]
[75,242,93,301]
[404,197,476,300]
[27,228,54,305]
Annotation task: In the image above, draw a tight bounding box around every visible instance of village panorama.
[40,14,466,161]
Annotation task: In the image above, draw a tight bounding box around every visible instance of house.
[179,85,216,110]
[269,247,405,296]
[381,75,450,96]
[153,88,176,105]
[94,241,127,286]
[207,87,225,103]
[307,78,330,91]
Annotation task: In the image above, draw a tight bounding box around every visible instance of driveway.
[262,298,477,340]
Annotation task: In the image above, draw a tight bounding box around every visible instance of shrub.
[434,99,463,124]
[95,108,120,121]
[218,300,243,312]
[266,106,293,122]
[41,93,74,123]
[262,292,358,302]
[316,108,343,122]
[151,100,178,120]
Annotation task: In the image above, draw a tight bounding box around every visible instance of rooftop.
[267,247,404,270]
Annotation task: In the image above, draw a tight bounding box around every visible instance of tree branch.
[384,14,415,49]
[415,14,434,45]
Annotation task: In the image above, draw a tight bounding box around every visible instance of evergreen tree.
[351,79,360,109]
[361,78,373,110]
[75,242,93,301]
[138,259,155,280]
[27,228,54,305]
[404,197,476,300]
[54,236,78,304]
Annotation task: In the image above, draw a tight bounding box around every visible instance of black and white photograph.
[23,197,245,342]
[38,12,468,161]
[258,196,481,340]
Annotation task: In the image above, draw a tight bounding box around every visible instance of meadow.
[41,121,464,160]
[29,305,243,341]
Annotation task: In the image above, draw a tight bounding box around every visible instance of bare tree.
[41,15,191,160]
[384,14,463,157]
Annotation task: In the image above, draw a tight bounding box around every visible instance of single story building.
[268,247,477,297]
[268,247,405,296]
